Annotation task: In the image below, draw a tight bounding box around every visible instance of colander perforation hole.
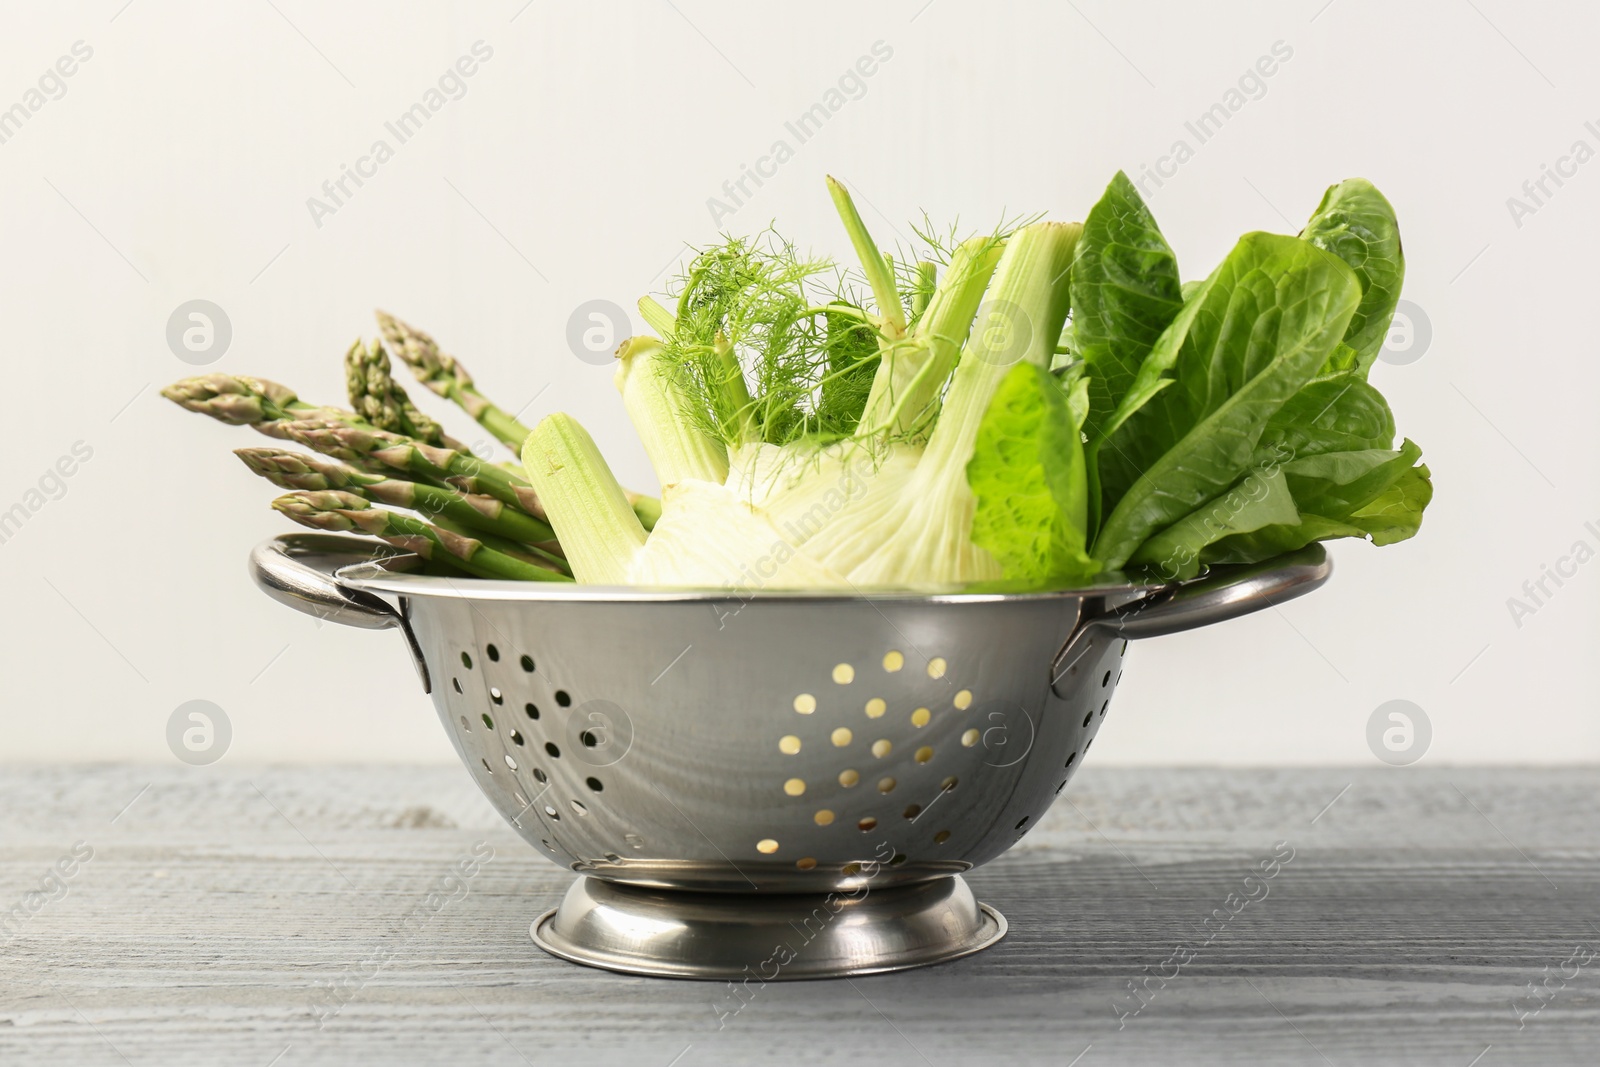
[520,654,535,672]
[889,853,906,866]
[961,728,979,747]
[532,768,548,784]
[940,776,958,792]
[511,731,524,746]
[1065,751,1076,769]
[586,776,604,792]
[1085,738,1094,753]
[545,742,561,759]
[452,678,462,694]
[814,810,835,826]
[503,754,517,771]
[796,857,817,870]
[570,800,588,816]
[555,690,572,707]
[877,777,896,794]
[882,650,904,672]
[544,804,559,819]
[902,803,921,819]
[1015,816,1030,831]
[542,839,554,851]
[1082,711,1092,729]
[1056,781,1068,794]
[486,644,500,662]
[604,852,621,862]
[580,729,600,747]
[858,817,877,832]
[490,687,504,705]
[481,758,493,775]
[838,769,859,788]
[459,715,470,730]
[1102,670,1111,687]
[933,830,951,844]
[461,651,473,669]
[1100,699,1108,718]
[757,839,779,854]
[481,713,494,730]
[525,703,540,720]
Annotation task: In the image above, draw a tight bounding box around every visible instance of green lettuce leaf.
[967,362,1097,584]
[1317,342,1360,376]
[1345,461,1432,545]
[1252,369,1397,462]
[1299,179,1405,373]
[1201,514,1370,564]
[1070,171,1184,442]
[1203,450,1432,564]
[1091,232,1362,569]
[1281,438,1423,516]
[1127,467,1301,581]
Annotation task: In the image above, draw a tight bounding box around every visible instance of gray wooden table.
[1,766,1596,1065]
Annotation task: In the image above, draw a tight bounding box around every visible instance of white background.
[0,0,1593,765]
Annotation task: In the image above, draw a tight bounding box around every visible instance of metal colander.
[251,533,1330,979]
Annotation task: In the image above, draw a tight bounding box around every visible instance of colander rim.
[336,554,1172,605]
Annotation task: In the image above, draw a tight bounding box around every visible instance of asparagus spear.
[344,338,459,448]
[164,374,542,508]
[277,418,547,519]
[272,490,571,582]
[426,516,568,573]
[369,319,665,530]
[375,311,533,451]
[162,375,358,437]
[169,372,655,534]
[235,447,560,548]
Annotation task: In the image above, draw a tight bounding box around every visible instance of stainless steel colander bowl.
[251,533,1330,979]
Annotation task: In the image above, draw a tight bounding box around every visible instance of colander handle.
[1090,544,1331,640]
[248,534,432,692]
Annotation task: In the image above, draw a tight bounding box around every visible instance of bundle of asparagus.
[162,311,624,581]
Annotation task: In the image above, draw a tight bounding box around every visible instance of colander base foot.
[531,874,1006,980]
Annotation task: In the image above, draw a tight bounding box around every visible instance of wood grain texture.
[1,766,1596,1066]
